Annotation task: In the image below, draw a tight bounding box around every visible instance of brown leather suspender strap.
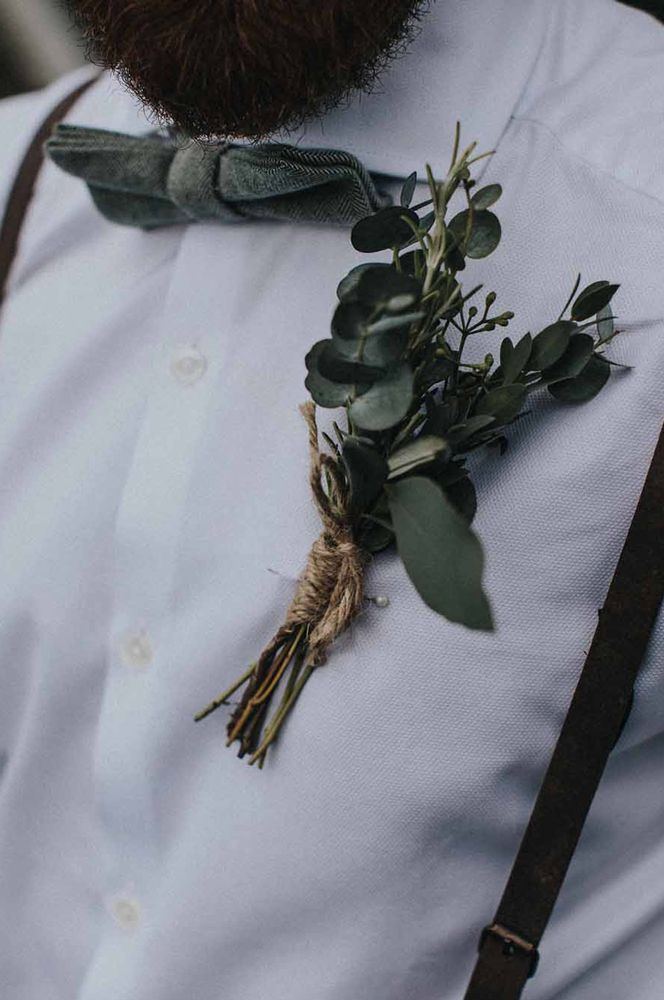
[0,75,98,315]
[464,421,664,999]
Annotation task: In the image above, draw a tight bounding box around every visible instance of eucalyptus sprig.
[196,125,625,766]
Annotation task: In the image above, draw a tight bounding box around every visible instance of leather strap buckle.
[478,923,540,978]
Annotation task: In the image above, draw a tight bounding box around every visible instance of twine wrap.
[226,403,368,749]
[259,401,367,668]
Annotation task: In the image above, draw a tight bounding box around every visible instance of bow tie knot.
[46,125,393,229]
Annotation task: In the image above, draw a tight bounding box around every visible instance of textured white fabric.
[0,1,663,998]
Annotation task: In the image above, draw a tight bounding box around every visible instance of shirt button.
[109,895,141,931]
[120,629,154,670]
[170,345,208,385]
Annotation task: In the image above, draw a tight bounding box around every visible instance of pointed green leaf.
[541,333,594,384]
[443,475,478,524]
[529,320,576,371]
[596,303,614,340]
[475,384,527,425]
[387,435,449,479]
[501,332,532,384]
[571,282,619,321]
[386,476,493,629]
[447,415,496,448]
[400,171,418,208]
[341,437,388,517]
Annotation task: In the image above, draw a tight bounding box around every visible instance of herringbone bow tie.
[45,124,393,229]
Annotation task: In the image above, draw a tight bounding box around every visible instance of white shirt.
[0,1,663,998]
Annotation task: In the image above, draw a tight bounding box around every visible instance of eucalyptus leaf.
[387,435,449,479]
[332,300,370,342]
[444,475,478,524]
[529,320,576,371]
[447,414,496,448]
[448,209,501,259]
[337,263,390,303]
[349,363,414,431]
[471,183,502,210]
[502,332,532,384]
[359,517,394,553]
[315,340,383,384]
[386,476,493,630]
[474,384,527,424]
[367,311,425,336]
[331,302,410,368]
[548,354,611,403]
[541,333,594,384]
[356,266,422,308]
[571,281,619,322]
[400,171,418,208]
[304,341,367,407]
[341,437,388,517]
[596,303,614,340]
[400,250,427,277]
[351,206,420,253]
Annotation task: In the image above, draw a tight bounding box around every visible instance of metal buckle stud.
[478,922,540,978]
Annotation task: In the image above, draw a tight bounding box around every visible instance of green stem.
[194,662,257,722]
[249,663,316,767]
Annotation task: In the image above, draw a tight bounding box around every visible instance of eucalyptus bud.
[485,291,497,307]
[468,306,478,318]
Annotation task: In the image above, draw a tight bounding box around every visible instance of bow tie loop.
[46,125,393,229]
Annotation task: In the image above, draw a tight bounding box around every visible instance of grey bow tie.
[45,124,393,229]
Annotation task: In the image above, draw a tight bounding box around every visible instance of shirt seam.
[511,113,664,214]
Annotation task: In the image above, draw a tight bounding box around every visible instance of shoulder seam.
[511,114,664,213]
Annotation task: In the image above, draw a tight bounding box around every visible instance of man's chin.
[68,0,428,140]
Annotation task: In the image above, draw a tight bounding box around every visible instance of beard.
[66,0,429,141]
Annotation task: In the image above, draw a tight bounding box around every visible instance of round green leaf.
[529,320,576,371]
[349,363,414,431]
[315,340,382,384]
[337,263,390,303]
[356,266,421,309]
[471,183,502,210]
[304,341,368,407]
[351,206,419,253]
[548,354,611,403]
[386,476,493,630]
[448,209,501,259]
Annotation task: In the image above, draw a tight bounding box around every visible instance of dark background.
[0,0,663,99]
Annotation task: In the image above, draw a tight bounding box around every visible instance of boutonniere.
[196,126,625,766]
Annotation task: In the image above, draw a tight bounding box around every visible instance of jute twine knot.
[259,401,367,669]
